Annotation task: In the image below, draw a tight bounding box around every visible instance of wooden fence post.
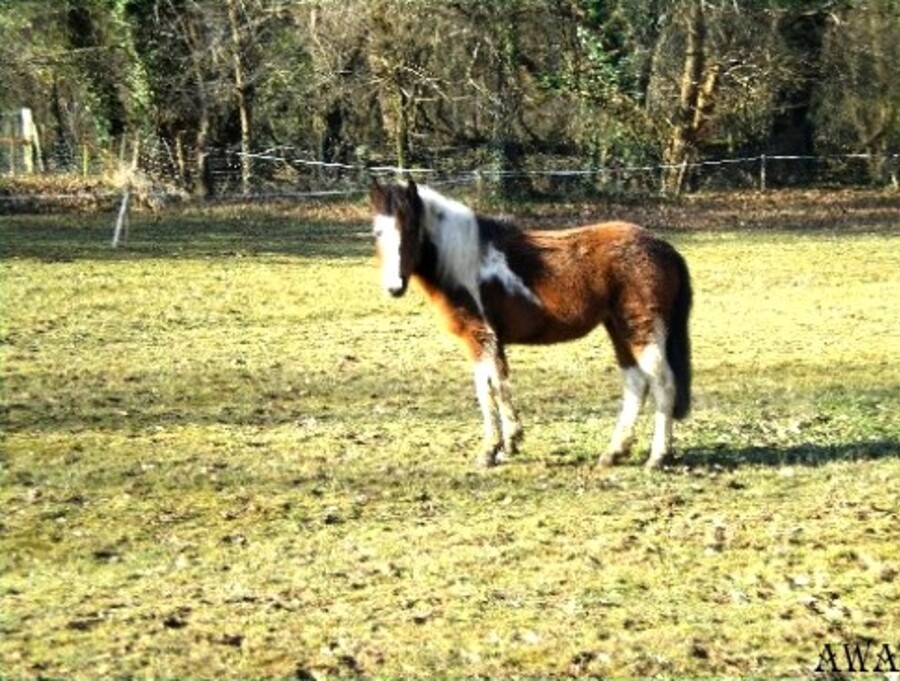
[21,108,34,174]
[112,188,130,248]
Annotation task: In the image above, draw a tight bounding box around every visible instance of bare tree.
[818,0,900,185]
[659,0,721,194]
[227,0,253,194]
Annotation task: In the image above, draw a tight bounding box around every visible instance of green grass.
[1,200,899,678]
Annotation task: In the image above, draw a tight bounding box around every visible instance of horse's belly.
[485,290,599,345]
[542,325,597,344]
[514,314,596,344]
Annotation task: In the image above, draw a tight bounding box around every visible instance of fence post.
[20,108,34,174]
[112,187,131,248]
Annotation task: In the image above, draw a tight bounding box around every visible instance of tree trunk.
[859,5,896,185]
[767,9,827,186]
[394,87,409,172]
[661,0,718,195]
[490,2,526,197]
[185,15,212,198]
[196,111,211,198]
[227,0,252,195]
[174,131,187,187]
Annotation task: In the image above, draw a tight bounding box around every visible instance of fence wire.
[2,133,899,210]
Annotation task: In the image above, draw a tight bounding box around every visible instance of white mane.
[415,185,484,306]
[413,184,542,311]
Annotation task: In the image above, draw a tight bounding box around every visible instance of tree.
[561,0,662,164]
[0,0,151,169]
[1,0,898,195]
[366,0,439,171]
[131,0,273,195]
[658,0,720,194]
[226,0,253,195]
[817,0,900,185]
[765,4,830,184]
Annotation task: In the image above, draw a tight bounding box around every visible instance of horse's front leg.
[472,342,522,466]
[473,358,503,466]
[494,345,523,458]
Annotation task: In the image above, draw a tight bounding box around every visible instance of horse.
[369,178,692,469]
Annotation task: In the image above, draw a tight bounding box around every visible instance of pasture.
[1,192,899,678]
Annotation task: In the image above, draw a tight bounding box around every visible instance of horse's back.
[529,220,683,296]
[476,222,662,344]
[515,221,686,341]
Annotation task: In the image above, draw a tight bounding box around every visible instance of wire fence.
[2,132,899,213]
[171,144,900,197]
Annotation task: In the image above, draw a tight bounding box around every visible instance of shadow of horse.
[677,439,900,470]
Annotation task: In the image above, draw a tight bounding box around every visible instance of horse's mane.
[475,213,525,247]
[415,185,529,248]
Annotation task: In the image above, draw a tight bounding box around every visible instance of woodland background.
[1,0,898,198]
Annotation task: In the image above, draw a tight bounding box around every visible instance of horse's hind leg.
[637,321,676,469]
[600,316,674,469]
[493,344,523,457]
[599,320,646,467]
[599,366,648,467]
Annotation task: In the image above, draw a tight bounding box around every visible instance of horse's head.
[370,178,424,297]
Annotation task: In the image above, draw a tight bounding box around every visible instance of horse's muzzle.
[388,280,408,297]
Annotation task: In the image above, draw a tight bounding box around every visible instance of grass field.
[2,193,899,678]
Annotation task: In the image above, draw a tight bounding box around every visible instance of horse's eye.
[372,228,383,239]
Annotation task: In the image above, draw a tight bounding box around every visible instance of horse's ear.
[369,176,384,206]
[405,176,424,220]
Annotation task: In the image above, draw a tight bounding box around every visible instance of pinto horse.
[370,179,692,469]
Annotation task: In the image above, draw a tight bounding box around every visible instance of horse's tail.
[667,251,692,420]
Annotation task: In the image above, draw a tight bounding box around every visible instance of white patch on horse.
[415,185,485,311]
[473,356,501,444]
[608,366,647,456]
[637,318,675,465]
[373,214,403,293]
[479,244,541,306]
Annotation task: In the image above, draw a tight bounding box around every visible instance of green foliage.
[0,1,899,185]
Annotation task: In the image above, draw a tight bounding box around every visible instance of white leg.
[473,349,522,465]
[600,367,647,466]
[648,400,674,467]
[496,374,523,458]
[473,358,502,466]
[637,327,675,469]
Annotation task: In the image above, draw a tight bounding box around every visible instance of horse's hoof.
[503,428,523,457]
[598,451,624,468]
[477,446,503,467]
[644,453,673,471]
